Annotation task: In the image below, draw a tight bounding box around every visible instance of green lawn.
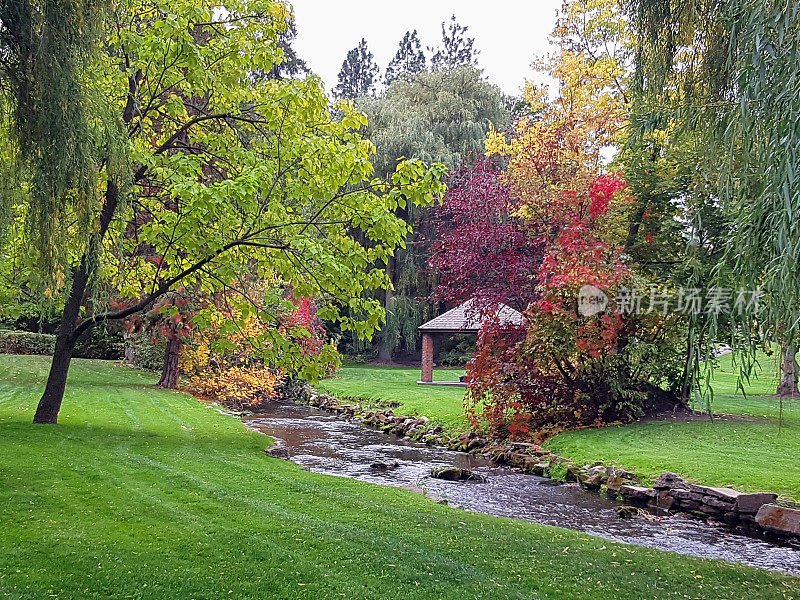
[2,355,798,599]
[545,353,800,500]
[317,364,468,435]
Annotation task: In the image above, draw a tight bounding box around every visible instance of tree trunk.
[157,337,182,389]
[123,331,136,364]
[32,268,90,424]
[378,255,396,364]
[777,344,799,397]
[33,182,121,425]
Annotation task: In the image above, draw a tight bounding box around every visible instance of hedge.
[0,331,56,356]
[0,328,124,360]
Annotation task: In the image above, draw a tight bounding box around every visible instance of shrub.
[0,331,56,355]
[188,365,282,410]
[439,334,476,367]
[74,327,124,360]
[179,327,284,410]
[126,331,166,370]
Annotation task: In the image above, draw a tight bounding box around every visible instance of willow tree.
[0,0,445,424]
[357,66,510,361]
[627,0,800,396]
[0,0,104,284]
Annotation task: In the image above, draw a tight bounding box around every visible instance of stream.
[244,400,800,576]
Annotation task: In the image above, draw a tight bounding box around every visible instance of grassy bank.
[317,364,467,434]
[320,356,800,501]
[545,353,800,500]
[1,354,797,599]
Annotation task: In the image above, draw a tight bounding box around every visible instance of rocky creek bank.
[292,386,800,541]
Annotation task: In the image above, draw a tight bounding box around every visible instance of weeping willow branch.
[0,0,112,279]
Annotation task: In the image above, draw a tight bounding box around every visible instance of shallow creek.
[244,400,800,576]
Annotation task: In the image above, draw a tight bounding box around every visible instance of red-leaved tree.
[426,157,545,313]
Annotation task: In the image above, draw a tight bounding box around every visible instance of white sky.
[290,0,563,97]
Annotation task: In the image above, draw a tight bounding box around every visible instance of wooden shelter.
[417,300,524,385]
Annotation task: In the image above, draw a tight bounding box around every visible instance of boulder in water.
[370,460,400,470]
[430,467,486,482]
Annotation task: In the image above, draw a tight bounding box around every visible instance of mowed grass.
[2,355,798,599]
[545,352,800,500]
[317,364,468,435]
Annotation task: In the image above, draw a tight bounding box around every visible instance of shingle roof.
[418,299,524,333]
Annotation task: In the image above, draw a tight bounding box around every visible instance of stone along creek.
[244,400,800,576]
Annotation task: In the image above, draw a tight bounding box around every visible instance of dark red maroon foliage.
[425,158,544,313]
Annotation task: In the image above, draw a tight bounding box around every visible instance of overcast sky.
[290,0,563,97]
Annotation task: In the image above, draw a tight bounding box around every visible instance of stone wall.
[298,388,800,541]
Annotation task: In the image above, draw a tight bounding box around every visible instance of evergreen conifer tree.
[384,30,426,86]
[333,38,379,99]
[429,15,479,70]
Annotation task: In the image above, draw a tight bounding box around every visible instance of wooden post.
[421,333,434,383]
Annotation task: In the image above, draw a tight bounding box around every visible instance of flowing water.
[244,400,800,576]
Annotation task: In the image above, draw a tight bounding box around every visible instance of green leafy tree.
[0,0,445,424]
[333,38,379,99]
[384,30,426,86]
[0,0,104,281]
[429,15,479,70]
[357,66,510,361]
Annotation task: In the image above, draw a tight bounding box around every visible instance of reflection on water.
[245,401,800,576]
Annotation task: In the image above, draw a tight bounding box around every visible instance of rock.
[701,496,736,510]
[755,504,800,536]
[532,462,550,476]
[579,473,604,490]
[618,485,653,502]
[667,489,694,503]
[723,511,740,526]
[614,468,641,483]
[616,505,639,518]
[689,484,743,503]
[370,460,399,470]
[510,442,536,452]
[467,438,487,452]
[522,456,540,471]
[653,472,689,490]
[584,465,607,479]
[430,467,486,482]
[735,492,778,514]
[605,474,626,491]
[739,513,756,523]
[565,464,582,482]
[654,491,675,509]
[507,452,527,468]
[264,440,289,459]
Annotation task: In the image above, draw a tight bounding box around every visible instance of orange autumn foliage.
[180,314,283,410]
